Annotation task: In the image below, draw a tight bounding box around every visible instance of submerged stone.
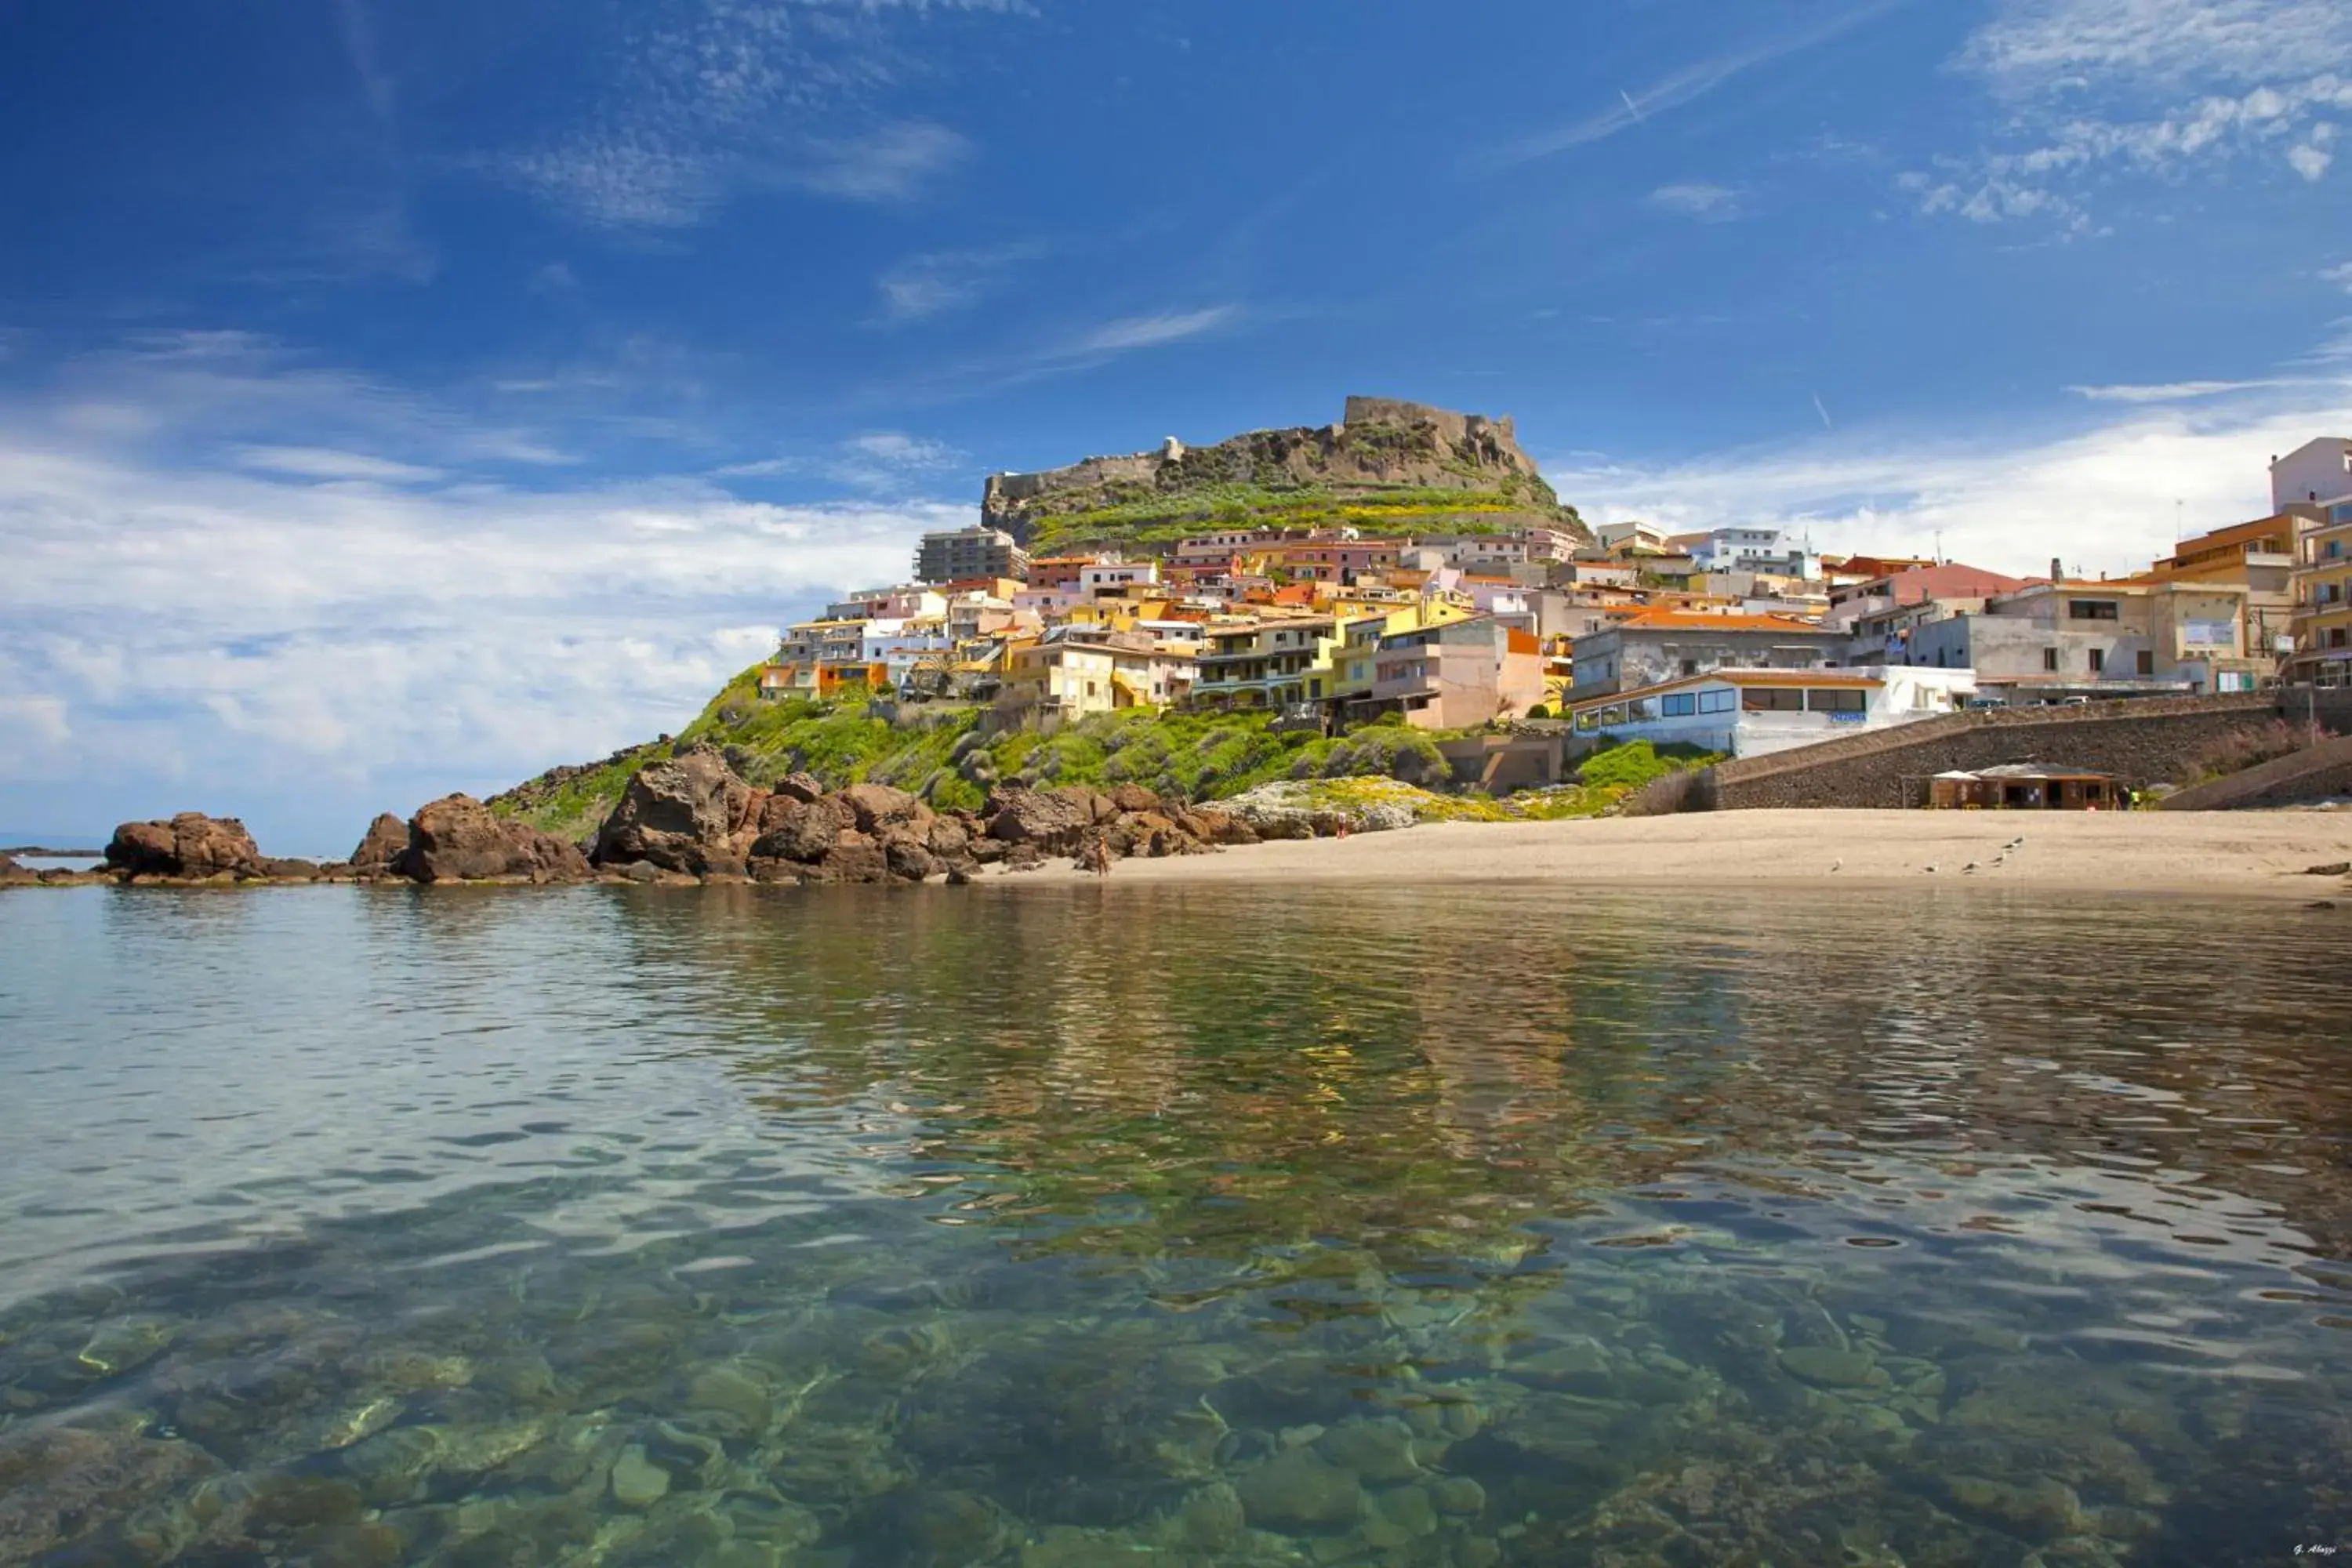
[609,1444,670,1510]
[1315,1417,1423,1484]
[1234,1447,1364,1534]
[1777,1346,1882,1388]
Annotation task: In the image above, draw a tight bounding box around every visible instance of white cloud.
[873,240,1047,324]
[1075,307,1236,354]
[1911,1,2352,224]
[2325,261,2352,293]
[1548,376,2352,583]
[481,1,1013,227]
[233,445,446,483]
[0,439,958,851]
[2065,379,2288,401]
[791,122,970,202]
[1647,182,1740,220]
[0,335,966,851]
[846,431,957,466]
[1485,4,1895,165]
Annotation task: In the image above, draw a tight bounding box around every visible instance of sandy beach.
[998,808,2352,899]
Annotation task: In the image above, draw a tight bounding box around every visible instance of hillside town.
[757,432,2352,764]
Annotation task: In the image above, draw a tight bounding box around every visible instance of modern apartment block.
[914,526,1031,585]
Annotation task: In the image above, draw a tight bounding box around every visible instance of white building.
[2271,437,2352,512]
[1690,527,1818,581]
[1080,560,1162,595]
[1569,666,1976,759]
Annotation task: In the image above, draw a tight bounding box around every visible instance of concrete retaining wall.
[1625,693,2278,812]
[2158,733,2352,811]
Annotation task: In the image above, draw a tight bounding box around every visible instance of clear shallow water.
[0,884,2348,1567]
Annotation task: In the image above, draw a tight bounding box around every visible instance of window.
[1697,688,1737,714]
[2089,648,2105,673]
[2043,648,2060,672]
[1661,692,1697,717]
[2068,601,2121,621]
[1741,688,1806,711]
[1680,659,1697,676]
[2334,629,2350,649]
[2137,650,2154,676]
[1807,688,1867,713]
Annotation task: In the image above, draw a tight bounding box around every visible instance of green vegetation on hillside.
[1026,484,1563,555]
[491,676,1723,843]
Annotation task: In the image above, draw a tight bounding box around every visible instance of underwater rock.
[1374,1483,1439,1537]
[1170,1480,1247,1551]
[1234,1446,1365,1534]
[1428,1475,1486,1517]
[1314,1417,1424,1484]
[0,1423,221,1563]
[75,1315,176,1377]
[609,1444,670,1510]
[1777,1345,1882,1388]
[897,1487,1012,1567]
[686,1363,774,1439]
[1936,1473,2088,1541]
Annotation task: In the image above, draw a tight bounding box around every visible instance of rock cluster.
[33,750,1270,892]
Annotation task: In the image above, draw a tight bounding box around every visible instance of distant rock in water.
[349,812,411,877]
[405,795,590,884]
[105,813,267,880]
[0,853,32,886]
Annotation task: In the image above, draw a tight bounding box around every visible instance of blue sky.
[3,0,2349,850]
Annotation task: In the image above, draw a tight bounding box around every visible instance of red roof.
[1875,562,2029,604]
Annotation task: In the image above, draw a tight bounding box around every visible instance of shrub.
[2177,719,2336,786]
[1575,739,1721,793]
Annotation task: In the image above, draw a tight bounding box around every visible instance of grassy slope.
[1025,485,1556,555]
[491,665,1718,840]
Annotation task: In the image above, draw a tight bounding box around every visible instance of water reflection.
[0,883,2347,1565]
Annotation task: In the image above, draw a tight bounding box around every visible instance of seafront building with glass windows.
[1567,666,1976,758]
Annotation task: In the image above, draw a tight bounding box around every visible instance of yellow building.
[1004,638,1198,716]
[2288,507,2352,685]
[2146,513,2303,671]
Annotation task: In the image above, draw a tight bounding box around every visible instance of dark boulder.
[595,749,754,873]
[984,787,1095,853]
[260,858,321,881]
[751,796,855,863]
[406,796,590,883]
[839,782,927,834]
[772,772,826,804]
[1107,783,1163,815]
[105,813,267,880]
[349,813,411,877]
[882,835,941,882]
[815,842,889,884]
[925,817,971,861]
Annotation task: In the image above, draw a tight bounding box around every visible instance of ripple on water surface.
[0,882,2348,1566]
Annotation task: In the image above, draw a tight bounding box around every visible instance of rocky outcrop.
[406,796,591,883]
[350,813,411,877]
[594,747,756,874]
[105,813,268,880]
[984,786,1098,854]
[0,853,34,887]
[982,396,1581,545]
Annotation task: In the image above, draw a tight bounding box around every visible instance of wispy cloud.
[1075,307,1237,354]
[480,2,1018,227]
[873,240,1048,324]
[2066,378,2293,401]
[1905,0,2352,228]
[233,445,446,484]
[1483,4,1896,165]
[792,122,970,202]
[2325,261,2352,294]
[1647,182,1741,221]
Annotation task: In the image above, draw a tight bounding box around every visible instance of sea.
[0,881,2347,1566]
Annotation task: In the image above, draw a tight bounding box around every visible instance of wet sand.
[1001,808,2352,899]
